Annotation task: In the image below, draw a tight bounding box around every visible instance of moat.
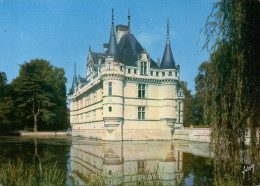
[0,136,214,185]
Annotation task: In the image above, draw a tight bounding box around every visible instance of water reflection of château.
[69,139,210,185]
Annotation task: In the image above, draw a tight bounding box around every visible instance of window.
[89,95,92,105]
[156,72,159,76]
[175,72,178,77]
[134,69,137,74]
[108,82,112,96]
[128,69,131,73]
[120,66,123,71]
[88,96,90,105]
[140,62,147,75]
[107,63,111,70]
[150,71,153,76]
[162,72,165,77]
[138,84,145,98]
[169,71,172,76]
[109,107,112,112]
[178,102,181,123]
[94,92,96,102]
[138,107,145,120]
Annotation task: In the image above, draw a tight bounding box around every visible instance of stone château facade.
[69,10,184,141]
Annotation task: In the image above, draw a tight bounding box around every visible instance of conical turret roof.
[160,19,176,69]
[106,9,118,57]
[69,62,78,95]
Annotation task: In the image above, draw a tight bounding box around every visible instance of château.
[69,10,184,141]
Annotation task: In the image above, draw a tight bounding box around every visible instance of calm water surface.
[0,136,214,185]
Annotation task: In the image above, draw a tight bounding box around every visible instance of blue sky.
[0,0,216,94]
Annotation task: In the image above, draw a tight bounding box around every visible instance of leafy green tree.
[0,72,7,99]
[0,72,16,133]
[179,81,194,127]
[193,62,211,126]
[201,0,259,184]
[12,59,68,132]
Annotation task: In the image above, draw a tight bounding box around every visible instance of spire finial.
[74,62,77,77]
[167,17,169,43]
[128,9,130,28]
[112,9,114,28]
[110,8,115,35]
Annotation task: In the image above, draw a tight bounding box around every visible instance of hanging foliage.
[202,0,259,185]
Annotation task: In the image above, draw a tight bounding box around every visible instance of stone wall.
[172,128,211,143]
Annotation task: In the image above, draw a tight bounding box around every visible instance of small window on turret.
[169,71,172,76]
[128,69,131,74]
[162,72,165,77]
[156,72,159,76]
[150,71,153,76]
[108,82,112,96]
[175,72,178,77]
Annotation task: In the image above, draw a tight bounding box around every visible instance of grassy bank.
[0,160,66,186]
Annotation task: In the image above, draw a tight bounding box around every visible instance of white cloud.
[136,29,178,49]
[136,32,162,48]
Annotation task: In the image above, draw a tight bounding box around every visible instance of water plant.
[0,159,66,186]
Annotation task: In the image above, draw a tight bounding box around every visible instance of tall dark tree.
[12,59,68,131]
[193,62,211,126]
[0,72,17,133]
[179,81,194,127]
[202,0,259,184]
[0,72,11,126]
[0,72,7,98]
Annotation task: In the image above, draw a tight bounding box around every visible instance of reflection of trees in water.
[180,153,214,185]
[0,137,71,172]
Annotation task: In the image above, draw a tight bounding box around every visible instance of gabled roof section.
[117,30,159,68]
[160,19,176,69]
[78,75,87,88]
[91,51,105,65]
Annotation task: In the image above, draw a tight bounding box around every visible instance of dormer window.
[169,71,172,76]
[120,66,123,71]
[150,71,153,76]
[162,72,165,77]
[140,62,147,75]
[128,69,131,74]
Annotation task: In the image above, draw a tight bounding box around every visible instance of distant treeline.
[0,59,69,134]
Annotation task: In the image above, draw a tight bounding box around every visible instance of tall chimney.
[116,25,129,43]
[103,43,108,53]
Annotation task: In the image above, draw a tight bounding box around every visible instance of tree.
[202,0,259,184]
[0,72,16,134]
[12,59,68,132]
[193,62,211,126]
[0,72,7,98]
[179,81,194,127]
